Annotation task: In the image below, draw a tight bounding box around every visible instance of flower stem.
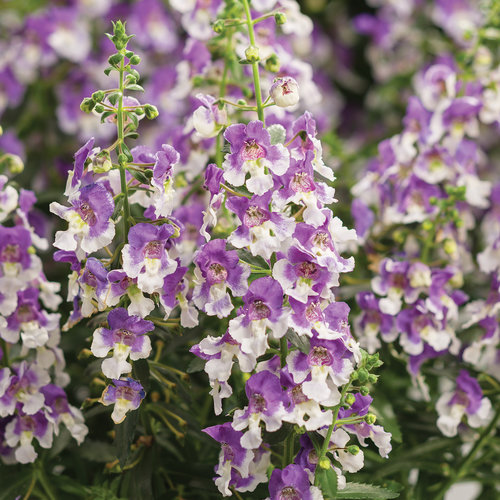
[241,0,265,124]
[117,54,131,242]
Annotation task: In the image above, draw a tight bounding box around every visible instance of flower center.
[305,301,322,323]
[207,262,228,284]
[78,202,97,226]
[114,329,135,345]
[251,393,267,412]
[221,442,235,462]
[244,205,269,228]
[309,346,332,366]
[279,486,301,500]
[242,139,265,161]
[291,385,308,405]
[248,299,271,320]
[0,244,21,263]
[297,261,318,280]
[17,304,36,323]
[144,240,163,259]
[291,172,314,193]
[312,231,331,251]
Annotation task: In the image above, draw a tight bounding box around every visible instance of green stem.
[117,54,131,242]
[314,382,351,486]
[241,0,265,124]
[433,404,500,500]
[280,337,288,369]
[0,339,9,366]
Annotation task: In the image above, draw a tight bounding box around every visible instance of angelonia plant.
[50,12,394,499]
[0,136,87,464]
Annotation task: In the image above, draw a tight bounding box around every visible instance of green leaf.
[0,470,32,500]
[133,358,151,392]
[108,92,120,106]
[79,439,117,463]
[114,408,140,467]
[187,356,206,374]
[316,467,338,499]
[125,84,145,92]
[121,142,134,163]
[236,248,270,270]
[286,328,310,354]
[335,482,400,499]
[128,168,150,185]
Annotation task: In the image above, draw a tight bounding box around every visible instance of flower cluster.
[351,33,500,438]
[0,156,87,464]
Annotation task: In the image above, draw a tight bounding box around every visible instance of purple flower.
[66,137,95,193]
[100,378,146,424]
[78,257,109,317]
[122,223,177,293]
[223,121,289,195]
[193,239,249,318]
[269,464,314,500]
[91,308,154,380]
[232,370,289,449]
[192,94,228,138]
[50,182,115,257]
[151,144,180,218]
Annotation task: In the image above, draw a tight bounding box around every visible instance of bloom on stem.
[269,76,300,108]
[100,377,146,424]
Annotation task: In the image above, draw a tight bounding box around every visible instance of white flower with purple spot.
[91,308,154,380]
[151,144,180,218]
[122,223,178,294]
[269,76,300,108]
[193,93,228,138]
[0,175,18,222]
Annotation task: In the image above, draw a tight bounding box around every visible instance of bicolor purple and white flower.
[91,308,154,380]
[100,378,146,424]
[151,144,180,218]
[122,223,177,294]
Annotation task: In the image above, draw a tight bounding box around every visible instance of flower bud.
[118,153,128,165]
[368,374,378,384]
[144,104,159,120]
[129,54,141,65]
[0,125,3,136]
[357,367,369,384]
[347,445,360,455]
[1,154,24,174]
[108,53,124,67]
[344,393,356,406]
[443,238,457,256]
[269,76,299,107]
[213,19,225,34]
[92,90,105,103]
[265,54,280,73]
[94,104,104,113]
[275,12,287,25]
[93,152,112,173]
[360,386,370,396]
[80,98,95,113]
[422,220,433,231]
[365,413,377,425]
[245,45,260,63]
[318,457,331,470]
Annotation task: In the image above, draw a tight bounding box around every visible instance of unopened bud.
[368,374,378,384]
[318,457,331,470]
[245,45,260,63]
[360,386,370,396]
[1,154,24,174]
[443,238,457,256]
[94,104,104,113]
[422,220,433,231]
[270,76,299,107]
[108,53,123,67]
[92,91,105,103]
[357,367,369,384]
[365,413,377,425]
[344,393,356,406]
[118,153,128,165]
[144,104,159,120]
[129,54,141,65]
[213,19,225,34]
[265,54,280,73]
[80,98,95,113]
[347,445,360,455]
[275,12,287,25]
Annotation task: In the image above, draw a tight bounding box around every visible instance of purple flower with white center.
[203,422,254,495]
[273,246,335,304]
[351,199,375,242]
[413,146,455,184]
[107,269,155,318]
[122,223,177,294]
[193,239,249,318]
[191,331,256,414]
[3,288,53,348]
[170,0,222,41]
[151,144,180,218]
[280,367,332,431]
[78,257,109,317]
[50,182,115,258]
[268,464,318,500]
[273,152,336,227]
[40,384,88,444]
[172,201,205,265]
[287,334,354,406]
[0,175,19,222]
[436,370,492,437]
[355,292,396,354]
[269,76,300,108]
[0,362,50,417]
[229,277,288,359]
[226,193,294,259]
[201,163,225,241]
[192,93,228,138]
[91,308,154,380]
[100,378,146,424]
[223,121,289,195]
[294,215,355,273]
[396,301,456,356]
[232,370,289,449]
[416,64,457,111]
[4,409,53,464]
